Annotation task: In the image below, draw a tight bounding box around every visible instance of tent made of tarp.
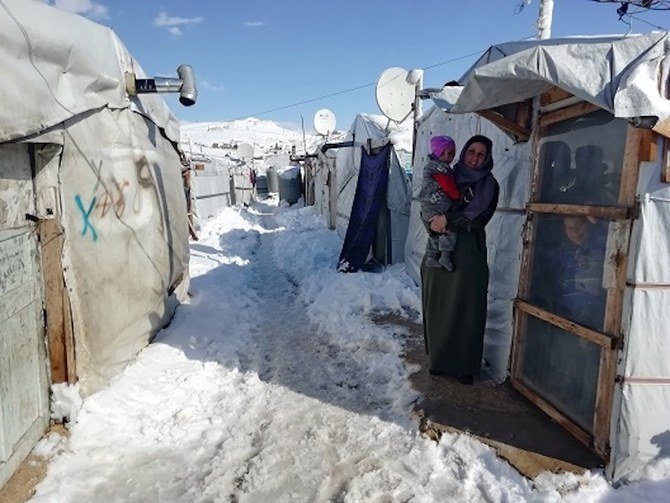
[189,155,233,228]
[0,0,188,486]
[418,32,670,482]
[335,114,412,270]
[308,148,339,230]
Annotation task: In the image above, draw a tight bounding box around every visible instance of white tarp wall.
[335,114,412,264]
[311,149,338,229]
[407,106,531,381]
[611,137,670,481]
[0,0,188,395]
[232,165,255,206]
[191,156,232,227]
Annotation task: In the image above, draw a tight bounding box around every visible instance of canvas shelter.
[0,0,190,486]
[411,32,670,481]
[188,154,233,230]
[335,114,413,271]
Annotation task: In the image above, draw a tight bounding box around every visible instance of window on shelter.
[537,110,627,206]
[527,214,609,331]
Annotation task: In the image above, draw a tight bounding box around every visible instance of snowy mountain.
[180,117,346,163]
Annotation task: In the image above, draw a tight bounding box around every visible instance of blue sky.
[46,0,669,130]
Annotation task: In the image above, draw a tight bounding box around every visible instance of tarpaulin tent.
[0,0,189,486]
[415,32,670,481]
[335,114,412,270]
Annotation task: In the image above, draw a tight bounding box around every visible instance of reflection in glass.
[520,316,601,433]
[527,214,608,331]
[537,110,627,205]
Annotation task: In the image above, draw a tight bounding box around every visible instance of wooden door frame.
[510,101,650,460]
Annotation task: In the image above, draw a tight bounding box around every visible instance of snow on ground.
[31,200,670,502]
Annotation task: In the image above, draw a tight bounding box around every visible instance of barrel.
[277,166,301,204]
[266,166,279,193]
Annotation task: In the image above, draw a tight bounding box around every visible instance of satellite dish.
[375,67,416,123]
[313,109,336,136]
[237,143,254,161]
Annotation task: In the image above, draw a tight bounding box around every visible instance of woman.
[421,135,499,384]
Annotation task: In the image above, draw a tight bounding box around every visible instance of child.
[419,135,460,270]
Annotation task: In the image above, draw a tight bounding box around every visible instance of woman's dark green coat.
[421,185,499,376]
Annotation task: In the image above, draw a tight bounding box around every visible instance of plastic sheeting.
[451,33,670,123]
[1,0,189,396]
[406,107,531,381]
[609,147,670,480]
[0,0,180,144]
[335,114,412,265]
[58,108,189,395]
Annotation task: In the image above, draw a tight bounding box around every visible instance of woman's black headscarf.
[452,135,496,220]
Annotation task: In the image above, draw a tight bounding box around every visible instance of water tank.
[256,174,268,195]
[266,166,279,193]
[277,166,301,204]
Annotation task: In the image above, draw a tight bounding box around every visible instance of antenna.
[237,143,254,161]
[375,67,415,123]
[313,108,337,137]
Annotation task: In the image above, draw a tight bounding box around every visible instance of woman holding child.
[420,135,499,384]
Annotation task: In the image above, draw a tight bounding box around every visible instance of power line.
[224,50,485,122]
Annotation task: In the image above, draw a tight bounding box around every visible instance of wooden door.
[511,106,644,459]
[0,143,50,487]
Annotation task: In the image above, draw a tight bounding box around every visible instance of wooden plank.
[526,203,630,220]
[593,347,616,460]
[540,86,573,106]
[639,129,657,162]
[539,102,601,130]
[515,99,532,132]
[514,299,617,349]
[477,110,531,142]
[662,138,670,183]
[619,126,643,207]
[652,117,670,139]
[38,218,70,384]
[511,378,594,451]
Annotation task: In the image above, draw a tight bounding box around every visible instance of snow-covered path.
[31,202,669,502]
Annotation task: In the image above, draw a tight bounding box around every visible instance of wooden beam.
[514,299,618,349]
[619,126,644,207]
[592,347,616,460]
[477,109,531,142]
[540,86,573,106]
[639,129,657,163]
[526,203,630,220]
[539,102,601,130]
[38,218,76,384]
[652,117,670,140]
[662,138,670,183]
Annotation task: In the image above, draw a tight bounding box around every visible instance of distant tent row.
[308,33,670,482]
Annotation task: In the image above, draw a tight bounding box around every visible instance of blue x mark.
[75,195,98,241]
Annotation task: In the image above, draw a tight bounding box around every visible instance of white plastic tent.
[412,33,670,481]
[1,0,189,485]
[335,114,413,266]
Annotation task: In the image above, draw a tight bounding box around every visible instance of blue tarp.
[338,143,392,272]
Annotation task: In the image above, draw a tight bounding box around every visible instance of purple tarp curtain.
[338,143,391,272]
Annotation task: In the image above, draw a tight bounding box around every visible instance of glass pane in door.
[519,315,601,432]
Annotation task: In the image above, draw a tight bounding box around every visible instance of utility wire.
[224,50,485,122]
